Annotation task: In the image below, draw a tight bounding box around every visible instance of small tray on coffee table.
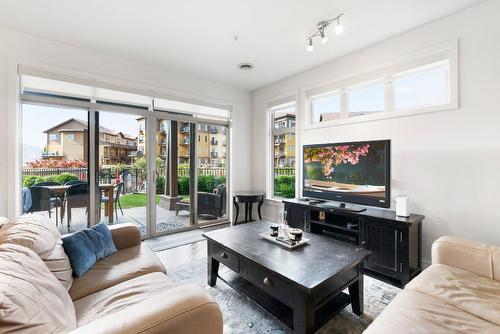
[259,232,309,249]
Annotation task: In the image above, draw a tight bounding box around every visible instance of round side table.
[232,191,265,225]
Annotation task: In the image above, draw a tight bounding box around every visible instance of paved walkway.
[37,206,191,235]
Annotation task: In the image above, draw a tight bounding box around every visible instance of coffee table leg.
[293,289,315,334]
[349,267,364,315]
[207,256,220,287]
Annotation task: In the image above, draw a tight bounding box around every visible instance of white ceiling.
[0,0,485,91]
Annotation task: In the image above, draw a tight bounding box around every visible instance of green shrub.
[274,175,295,198]
[51,173,79,185]
[178,176,190,195]
[176,175,226,195]
[22,173,79,187]
[156,176,165,194]
[23,175,44,187]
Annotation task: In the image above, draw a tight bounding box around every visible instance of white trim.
[302,39,459,130]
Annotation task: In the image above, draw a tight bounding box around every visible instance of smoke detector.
[238,63,254,71]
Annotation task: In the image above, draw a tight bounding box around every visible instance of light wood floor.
[155,240,208,268]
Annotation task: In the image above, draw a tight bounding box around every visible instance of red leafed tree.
[304,144,370,176]
[26,159,88,168]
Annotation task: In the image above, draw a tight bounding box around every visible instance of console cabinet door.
[361,218,400,278]
[284,203,308,230]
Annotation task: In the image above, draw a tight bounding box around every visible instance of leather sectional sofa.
[364,236,500,333]
[0,215,223,334]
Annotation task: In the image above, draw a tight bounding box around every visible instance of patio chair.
[28,186,63,225]
[65,180,86,186]
[33,181,62,186]
[65,183,89,230]
[175,184,226,220]
[100,182,124,220]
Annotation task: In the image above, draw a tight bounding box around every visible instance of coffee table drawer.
[247,263,293,305]
[212,243,240,272]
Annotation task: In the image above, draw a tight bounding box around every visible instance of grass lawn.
[119,193,160,209]
[119,193,190,209]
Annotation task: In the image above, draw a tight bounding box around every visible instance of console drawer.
[211,243,240,273]
[247,262,293,306]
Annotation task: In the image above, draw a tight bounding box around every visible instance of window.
[48,133,59,141]
[66,133,75,141]
[305,42,457,126]
[347,82,385,117]
[270,101,296,199]
[394,61,449,111]
[310,93,341,123]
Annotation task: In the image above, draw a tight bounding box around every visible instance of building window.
[394,61,449,111]
[49,133,59,141]
[347,82,385,117]
[270,101,296,199]
[66,134,75,141]
[310,92,341,123]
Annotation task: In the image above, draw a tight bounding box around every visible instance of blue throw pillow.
[63,223,117,277]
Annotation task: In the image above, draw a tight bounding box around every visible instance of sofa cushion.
[405,263,500,326]
[74,272,177,326]
[62,223,117,277]
[0,243,76,333]
[69,242,166,300]
[0,214,73,290]
[364,289,500,334]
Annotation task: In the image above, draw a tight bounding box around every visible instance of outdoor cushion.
[0,214,73,290]
[63,223,117,277]
[0,243,76,333]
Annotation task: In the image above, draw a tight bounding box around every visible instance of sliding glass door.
[20,88,230,238]
[197,123,228,224]
[21,103,91,234]
[96,110,149,236]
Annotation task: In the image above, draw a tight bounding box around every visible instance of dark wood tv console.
[283,199,424,288]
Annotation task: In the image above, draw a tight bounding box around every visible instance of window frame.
[267,97,298,201]
[303,40,458,129]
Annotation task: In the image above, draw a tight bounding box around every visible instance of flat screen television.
[303,140,390,208]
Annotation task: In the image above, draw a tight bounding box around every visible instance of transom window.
[306,42,457,126]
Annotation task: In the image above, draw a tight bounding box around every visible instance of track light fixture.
[306,13,343,52]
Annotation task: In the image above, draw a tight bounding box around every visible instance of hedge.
[23,173,80,187]
[167,175,226,195]
[274,175,295,198]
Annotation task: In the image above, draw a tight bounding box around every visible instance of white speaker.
[394,195,410,218]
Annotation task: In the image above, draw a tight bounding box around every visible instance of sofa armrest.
[108,223,141,250]
[432,236,493,279]
[68,284,223,334]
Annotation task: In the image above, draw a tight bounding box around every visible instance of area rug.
[165,257,400,334]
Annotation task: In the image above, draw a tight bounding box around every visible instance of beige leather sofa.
[364,236,500,333]
[0,215,223,334]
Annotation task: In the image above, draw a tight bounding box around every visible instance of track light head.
[307,38,314,52]
[335,18,343,34]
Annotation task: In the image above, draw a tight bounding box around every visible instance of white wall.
[0,28,251,218]
[251,0,500,263]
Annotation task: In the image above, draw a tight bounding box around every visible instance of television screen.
[303,140,390,208]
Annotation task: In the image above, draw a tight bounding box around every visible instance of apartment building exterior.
[137,118,226,166]
[273,113,295,167]
[43,118,137,165]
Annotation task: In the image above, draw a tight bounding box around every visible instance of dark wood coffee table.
[203,221,371,334]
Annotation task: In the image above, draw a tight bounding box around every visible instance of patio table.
[39,185,70,226]
[100,184,115,224]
